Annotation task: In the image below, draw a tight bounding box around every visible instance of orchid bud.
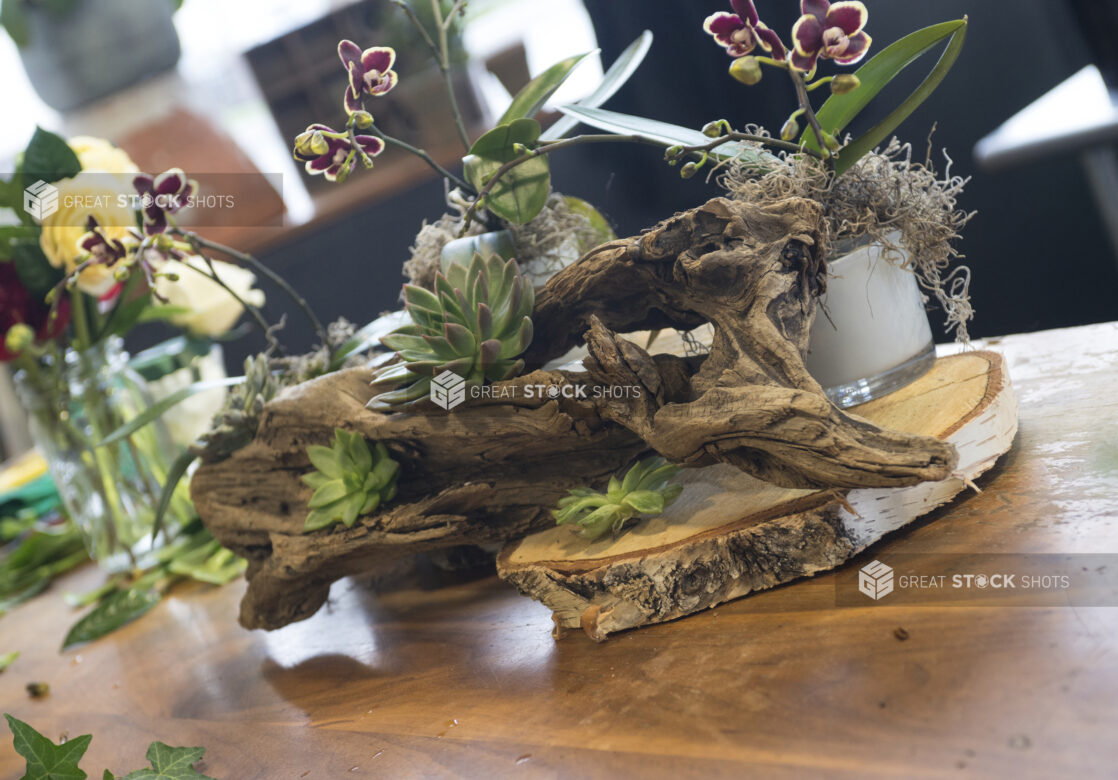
[350,110,374,129]
[831,74,861,95]
[162,272,180,282]
[822,131,841,151]
[680,162,698,179]
[113,265,131,281]
[664,145,684,165]
[701,121,723,139]
[294,129,329,158]
[729,56,762,86]
[4,324,34,356]
[512,143,530,155]
[780,119,800,141]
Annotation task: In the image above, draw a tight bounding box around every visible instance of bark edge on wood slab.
[497,351,1017,641]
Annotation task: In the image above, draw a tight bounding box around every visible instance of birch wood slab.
[497,350,1018,641]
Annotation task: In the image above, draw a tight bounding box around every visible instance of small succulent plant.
[553,457,684,541]
[369,252,534,409]
[302,428,400,532]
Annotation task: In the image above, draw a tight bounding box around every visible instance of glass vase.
[13,338,192,567]
[805,233,937,408]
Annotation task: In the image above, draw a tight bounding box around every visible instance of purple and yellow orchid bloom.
[338,39,398,115]
[703,0,787,60]
[77,216,133,266]
[133,168,198,236]
[791,0,871,73]
[294,124,385,182]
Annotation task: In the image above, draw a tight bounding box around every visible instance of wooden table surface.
[3,322,1118,779]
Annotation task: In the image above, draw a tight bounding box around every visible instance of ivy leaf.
[463,119,550,224]
[4,714,92,780]
[120,742,215,780]
[62,588,162,650]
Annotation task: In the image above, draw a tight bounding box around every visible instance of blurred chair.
[974,1,1118,263]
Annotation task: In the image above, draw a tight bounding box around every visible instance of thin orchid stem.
[430,0,472,151]
[789,67,833,163]
[175,230,330,352]
[184,250,283,355]
[367,126,474,193]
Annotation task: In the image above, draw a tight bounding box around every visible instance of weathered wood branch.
[193,196,959,630]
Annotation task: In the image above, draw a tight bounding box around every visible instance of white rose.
[154,256,265,337]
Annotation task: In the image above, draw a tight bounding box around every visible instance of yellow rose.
[38,137,139,297]
[154,256,266,337]
[67,136,140,175]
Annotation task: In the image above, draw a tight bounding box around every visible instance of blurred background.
[0,0,1115,367]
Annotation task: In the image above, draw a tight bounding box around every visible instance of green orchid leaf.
[62,587,162,650]
[94,376,243,448]
[21,127,82,186]
[499,51,596,125]
[543,30,653,141]
[120,742,215,780]
[464,118,551,224]
[5,713,93,780]
[556,105,773,168]
[803,18,968,173]
[148,450,195,546]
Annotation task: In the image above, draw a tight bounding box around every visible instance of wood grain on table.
[2,322,1117,779]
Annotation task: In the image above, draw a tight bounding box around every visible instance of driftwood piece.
[193,196,958,630]
[497,351,1018,641]
[191,367,647,629]
[529,196,957,489]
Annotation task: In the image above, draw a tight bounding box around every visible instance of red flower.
[703,0,787,60]
[791,0,871,73]
[0,263,70,361]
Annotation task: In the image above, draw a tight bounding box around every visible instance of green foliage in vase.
[553,457,684,541]
[302,429,400,532]
[369,252,534,410]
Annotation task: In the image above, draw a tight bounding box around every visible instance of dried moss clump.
[720,135,975,341]
[402,193,610,290]
[402,212,486,290]
[508,193,612,287]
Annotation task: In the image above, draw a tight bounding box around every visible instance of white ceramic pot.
[805,234,936,408]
